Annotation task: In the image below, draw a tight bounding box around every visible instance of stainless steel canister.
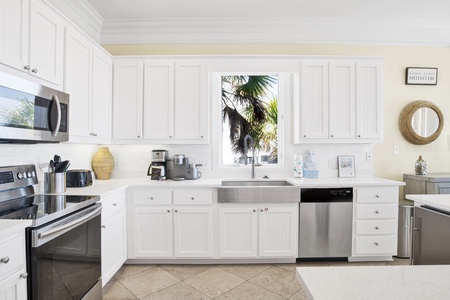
[44,172,66,193]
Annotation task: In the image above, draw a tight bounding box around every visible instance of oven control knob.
[17,172,25,180]
[26,171,35,178]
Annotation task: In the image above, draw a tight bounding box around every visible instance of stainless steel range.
[0,164,101,300]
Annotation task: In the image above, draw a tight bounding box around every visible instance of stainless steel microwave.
[0,71,69,143]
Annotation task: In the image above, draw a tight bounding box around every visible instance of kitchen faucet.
[244,134,260,179]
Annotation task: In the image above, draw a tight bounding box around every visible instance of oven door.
[28,204,102,300]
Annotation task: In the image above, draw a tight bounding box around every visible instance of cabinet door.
[219,207,258,257]
[65,28,92,138]
[102,210,126,286]
[29,0,65,86]
[143,60,174,140]
[0,269,28,300]
[0,0,28,72]
[92,47,112,140]
[113,60,143,140]
[356,61,382,139]
[174,60,207,141]
[258,206,298,257]
[129,207,172,258]
[173,207,213,258]
[329,61,356,139]
[299,60,329,139]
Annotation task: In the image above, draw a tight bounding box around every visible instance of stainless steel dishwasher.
[299,188,353,258]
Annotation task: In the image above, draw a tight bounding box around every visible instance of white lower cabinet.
[351,187,398,259]
[0,224,29,300]
[101,191,127,286]
[219,204,298,258]
[127,188,214,259]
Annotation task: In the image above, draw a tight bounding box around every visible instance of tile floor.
[102,258,409,300]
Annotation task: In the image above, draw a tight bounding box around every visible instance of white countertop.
[0,219,32,235]
[296,265,450,300]
[405,194,450,212]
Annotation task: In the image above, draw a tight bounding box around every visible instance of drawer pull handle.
[374,242,379,246]
[20,273,28,279]
[1,257,10,264]
[113,203,117,206]
[375,226,379,230]
[375,211,379,214]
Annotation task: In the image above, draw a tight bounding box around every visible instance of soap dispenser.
[415,155,427,175]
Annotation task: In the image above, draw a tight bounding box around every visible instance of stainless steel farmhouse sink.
[218,180,300,203]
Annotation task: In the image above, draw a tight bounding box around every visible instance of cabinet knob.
[191,197,194,200]
[375,211,379,214]
[0,257,10,264]
[167,210,170,213]
[303,135,306,138]
[375,195,380,198]
[137,135,141,138]
[374,242,379,246]
[260,209,263,212]
[201,135,204,138]
[20,273,28,279]
[24,65,30,70]
[150,197,154,200]
[175,210,178,213]
[31,68,38,73]
[375,226,379,230]
[102,225,106,228]
[358,134,361,138]
[169,136,172,138]
[253,209,256,212]
[330,134,334,138]
[113,203,117,206]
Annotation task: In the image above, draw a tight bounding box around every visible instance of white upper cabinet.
[114,58,207,144]
[143,60,175,140]
[113,60,143,140]
[66,28,112,143]
[174,60,207,141]
[294,58,382,143]
[0,0,65,89]
[356,61,383,139]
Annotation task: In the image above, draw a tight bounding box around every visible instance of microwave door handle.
[51,94,61,137]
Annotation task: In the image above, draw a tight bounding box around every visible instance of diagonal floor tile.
[141,281,211,300]
[159,264,215,280]
[120,267,180,298]
[250,266,301,298]
[217,264,272,280]
[184,267,245,299]
[114,264,157,280]
[216,281,285,300]
[103,280,138,300]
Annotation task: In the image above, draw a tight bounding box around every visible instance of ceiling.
[79,0,450,45]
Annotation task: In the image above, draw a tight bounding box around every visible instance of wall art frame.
[338,155,355,178]
[405,67,438,85]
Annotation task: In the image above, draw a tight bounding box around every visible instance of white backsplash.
[0,142,373,180]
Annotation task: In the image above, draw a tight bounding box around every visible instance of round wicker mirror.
[399,100,444,145]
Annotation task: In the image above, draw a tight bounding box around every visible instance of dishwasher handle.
[300,188,353,203]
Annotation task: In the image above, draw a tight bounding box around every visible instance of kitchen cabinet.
[293,59,382,143]
[66,27,112,143]
[114,58,207,143]
[100,191,127,286]
[0,225,29,300]
[127,188,213,259]
[113,60,144,140]
[0,0,65,89]
[351,187,398,260]
[403,173,450,195]
[219,204,298,258]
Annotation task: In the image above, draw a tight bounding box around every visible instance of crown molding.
[46,0,103,43]
[100,18,450,46]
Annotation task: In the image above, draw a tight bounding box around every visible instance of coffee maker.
[148,150,168,180]
[172,154,202,180]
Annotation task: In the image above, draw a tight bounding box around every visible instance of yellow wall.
[104,43,450,182]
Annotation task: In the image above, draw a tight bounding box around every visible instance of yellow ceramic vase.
[92,147,114,180]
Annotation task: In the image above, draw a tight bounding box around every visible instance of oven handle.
[51,94,61,137]
[38,206,102,239]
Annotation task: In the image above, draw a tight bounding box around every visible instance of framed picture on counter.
[338,155,355,178]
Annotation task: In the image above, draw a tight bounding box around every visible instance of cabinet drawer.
[354,236,397,255]
[173,189,213,205]
[101,192,126,220]
[355,220,397,235]
[355,204,398,219]
[0,235,25,278]
[355,187,397,203]
[133,190,172,205]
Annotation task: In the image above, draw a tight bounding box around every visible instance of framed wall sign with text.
[405,67,438,85]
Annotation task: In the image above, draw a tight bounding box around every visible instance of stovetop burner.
[0,164,99,227]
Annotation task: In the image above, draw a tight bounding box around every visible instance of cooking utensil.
[55,160,70,173]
